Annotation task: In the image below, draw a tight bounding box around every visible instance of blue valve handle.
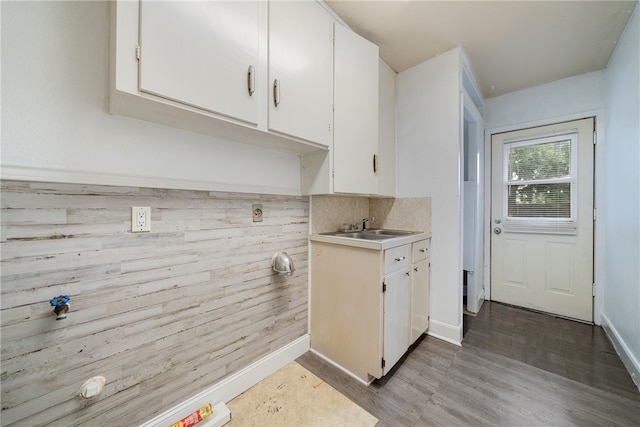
[49,295,70,307]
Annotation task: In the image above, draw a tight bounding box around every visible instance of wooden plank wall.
[0,181,309,426]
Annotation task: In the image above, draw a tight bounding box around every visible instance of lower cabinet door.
[383,268,411,375]
[411,257,430,344]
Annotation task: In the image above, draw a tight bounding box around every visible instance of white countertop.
[309,231,431,250]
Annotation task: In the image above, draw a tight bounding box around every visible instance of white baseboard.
[427,319,462,346]
[139,335,310,427]
[309,348,372,386]
[600,313,640,391]
[477,290,485,308]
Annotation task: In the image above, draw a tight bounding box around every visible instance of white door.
[491,118,594,322]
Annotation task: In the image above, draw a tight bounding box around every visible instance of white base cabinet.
[310,241,385,382]
[310,238,428,383]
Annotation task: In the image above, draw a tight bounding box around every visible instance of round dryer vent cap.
[79,376,106,399]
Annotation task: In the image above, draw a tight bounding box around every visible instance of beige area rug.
[227,361,378,427]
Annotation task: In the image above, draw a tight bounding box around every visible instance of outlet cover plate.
[132,207,151,232]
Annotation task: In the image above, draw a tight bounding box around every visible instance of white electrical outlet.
[131,207,151,232]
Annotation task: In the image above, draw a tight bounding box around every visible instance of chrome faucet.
[361,217,374,231]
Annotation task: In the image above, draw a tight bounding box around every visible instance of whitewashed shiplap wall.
[0,181,309,426]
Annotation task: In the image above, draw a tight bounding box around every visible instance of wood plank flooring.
[297,302,640,426]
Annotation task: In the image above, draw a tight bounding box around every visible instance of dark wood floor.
[297,301,640,426]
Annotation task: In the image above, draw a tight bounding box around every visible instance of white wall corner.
[138,335,310,427]
[427,319,462,346]
[601,314,640,392]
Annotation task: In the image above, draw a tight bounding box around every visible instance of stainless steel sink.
[320,231,394,240]
[362,229,418,235]
[319,229,420,240]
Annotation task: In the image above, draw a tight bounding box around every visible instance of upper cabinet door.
[377,60,397,197]
[268,1,333,147]
[138,1,260,125]
[333,23,379,194]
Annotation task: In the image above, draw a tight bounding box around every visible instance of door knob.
[494,227,502,235]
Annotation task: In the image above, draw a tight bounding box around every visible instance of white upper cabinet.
[138,1,260,125]
[268,1,334,146]
[333,22,379,194]
[300,23,381,196]
[111,1,384,173]
[110,0,331,154]
[377,60,397,197]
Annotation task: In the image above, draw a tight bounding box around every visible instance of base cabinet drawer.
[412,238,430,262]
[385,244,410,273]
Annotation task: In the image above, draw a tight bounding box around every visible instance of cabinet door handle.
[273,79,280,107]
[395,256,406,262]
[414,267,419,272]
[373,154,379,173]
[247,66,255,96]
[406,271,411,276]
[419,248,428,253]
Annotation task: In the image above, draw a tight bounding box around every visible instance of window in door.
[502,132,578,231]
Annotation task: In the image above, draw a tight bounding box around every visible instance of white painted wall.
[485,70,606,129]
[396,49,463,344]
[1,1,302,196]
[602,4,640,387]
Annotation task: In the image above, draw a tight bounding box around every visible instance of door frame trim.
[484,109,605,325]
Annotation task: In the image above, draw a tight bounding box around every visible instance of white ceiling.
[325,0,638,98]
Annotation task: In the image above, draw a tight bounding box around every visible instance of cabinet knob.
[406,271,411,276]
[419,248,428,253]
[373,154,379,173]
[247,66,255,96]
[395,256,406,262]
[273,79,280,107]
[414,267,419,272]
